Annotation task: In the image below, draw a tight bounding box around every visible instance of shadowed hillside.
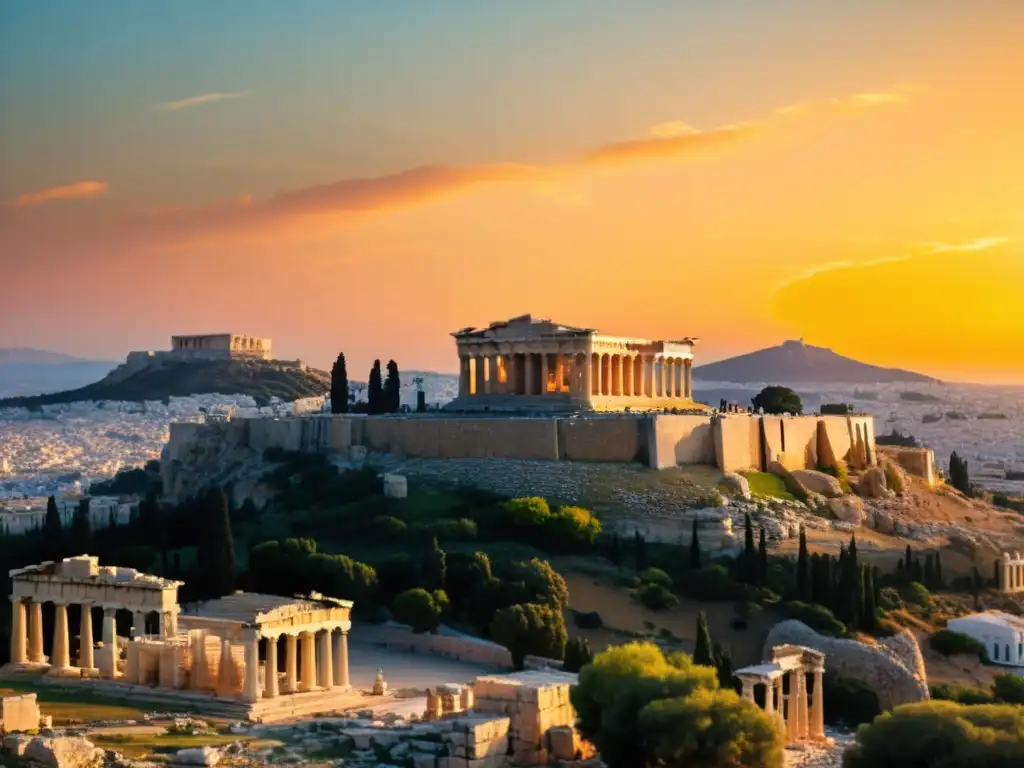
[695,340,939,385]
[0,359,329,408]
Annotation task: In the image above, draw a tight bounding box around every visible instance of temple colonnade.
[237,626,350,703]
[736,645,826,746]
[1001,552,1024,594]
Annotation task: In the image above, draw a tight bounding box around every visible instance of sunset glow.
[2,1,1022,382]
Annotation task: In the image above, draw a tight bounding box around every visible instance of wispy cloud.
[9,180,109,207]
[155,90,251,113]
[5,85,919,248]
[924,236,1011,254]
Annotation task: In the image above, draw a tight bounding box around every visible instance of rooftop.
[184,590,353,625]
[10,554,182,590]
[952,611,1024,631]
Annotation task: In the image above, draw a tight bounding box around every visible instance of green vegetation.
[949,451,972,495]
[571,642,784,768]
[932,675,1024,706]
[89,460,162,496]
[751,385,802,415]
[393,588,447,633]
[844,700,1024,767]
[490,603,567,669]
[742,472,796,502]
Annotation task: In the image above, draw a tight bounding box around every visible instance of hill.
[694,340,939,385]
[0,347,114,365]
[0,358,330,408]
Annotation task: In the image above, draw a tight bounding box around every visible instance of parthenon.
[736,644,827,745]
[446,314,704,412]
[7,555,355,721]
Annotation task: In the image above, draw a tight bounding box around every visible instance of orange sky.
[2,2,1023,383]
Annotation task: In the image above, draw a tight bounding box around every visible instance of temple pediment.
[452,314,593,341]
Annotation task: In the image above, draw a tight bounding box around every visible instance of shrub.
[877,587,902,611]
[635,583,679,611]
[929,629,987,661]
[752,385,803,416]
[884,464,905,494]
[993,673,1024,704]
[931,683,994,705]
[677,564,745,601]
[490,603,567,669]
[392,588,444,633]
[444,552,492,609]
[369,515,407,539]
[639,568,673,588]
[504,558,570,611]
[414,517,478,540]
[501,497,551,527]
[822,674,880,726]
[780,601,846,636]
[843,700,1024,767]
[574,611,604,630]
[545,505,601,550]
[901,581,932,608]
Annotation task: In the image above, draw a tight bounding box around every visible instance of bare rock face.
[721,472,752,500]
[827,496,865,525]
[790,470,844,498]
[764,620,929,710]
[854,466,895,500]
[171,746,223,766]
[23,736,105,768]
[867,507,896,535]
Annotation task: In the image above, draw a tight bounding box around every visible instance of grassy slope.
[0,359,329,408]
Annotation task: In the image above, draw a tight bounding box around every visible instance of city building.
[947,612,1024,666]
[447,314,702,412]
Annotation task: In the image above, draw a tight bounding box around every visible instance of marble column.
[9,598,26,664]
[52,602,70,669]
[265,637,279,699]
[473,356,485,396]
[685,359,693,399]
[555,353,565,392]
[458,357,470,397]
[28,601,44,663]
[741,680,754,702]
[537,352,547,395]
[334,629,350,688]
[797,671,809,738]
[79,605,94,670]
[318,630,334,690]
[242,634,261,703]
[582,355,593,399]
[483,356,494,394]
[284,634,298,693]
[646,356,655,397]
[524,353,534,395]
[615,355,624,397]
[100,608,117,678]
[659,357,667,398]
[811,668,825,739]
[161,609,178,637]
[300,631,316,691]
[775,678,786,732]
[764,680,775,716]
[786,672,799,742]
[132,610,145,638]
[594,355,602,397]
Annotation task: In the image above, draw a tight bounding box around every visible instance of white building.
[0,494,136,536]
[947,611,1024,666]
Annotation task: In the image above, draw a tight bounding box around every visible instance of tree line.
[329,352,402,415]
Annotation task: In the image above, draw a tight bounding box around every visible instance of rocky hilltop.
[696,339,938,385]
[0,359,329,408]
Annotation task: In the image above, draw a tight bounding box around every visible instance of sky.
[2,1,1023,383]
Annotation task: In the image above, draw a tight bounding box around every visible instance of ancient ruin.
[7,555,354,722]
[999,551,1024,595]
[447,314,700,412]
[736,644,827,745]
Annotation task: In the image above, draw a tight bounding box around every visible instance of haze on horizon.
[1,1,1022,384]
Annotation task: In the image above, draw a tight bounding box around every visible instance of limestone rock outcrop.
[171,746,222,766]
[854,466,894,499]
[764,620,929,710]
[827,496,865,525]
[866,507,896,535]
[721,472,751,500]
[23,735,105,768]
[790,470,843,498]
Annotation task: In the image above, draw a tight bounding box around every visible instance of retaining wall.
[357,623,514,668]
[646,415,716,469]
[558,418,643,462]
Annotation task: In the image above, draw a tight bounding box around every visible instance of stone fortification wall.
[878,446,936,487]
[357,622,514,668]
[558,418,644,463]
[358,418,560,461]
[764,620,929,710]
[714,414,761,472]
[646,414,716,469]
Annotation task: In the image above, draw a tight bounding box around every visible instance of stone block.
[0,693,41,733]
[547,727,577,761]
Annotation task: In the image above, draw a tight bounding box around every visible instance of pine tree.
[797,525,810,600]
[757,527,768,585]
[861,566,877,632]
[634,530,648,571]
[742,513,756,583]
[384,360,401,413]
[693,611,715,667]
[689,517,701,569]
[367,360,384,415]
[329,352,349,414]
[42,495,64,562]
[71,498,94,554]
[195,489,236,600]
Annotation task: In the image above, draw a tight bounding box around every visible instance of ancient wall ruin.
[645,414,717,469]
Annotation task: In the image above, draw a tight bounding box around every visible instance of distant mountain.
[0,347,114,365]
[694,340,939,385]
[0,359,330,408]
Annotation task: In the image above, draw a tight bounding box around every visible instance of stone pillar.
[594,355,603,397]
[786,672,798,742]
[52,602,70,669]
[242,634,261,703]
[555,353,565,392]
[473,356,485,396]
[685,359,693,399]
[100,608,117,678]
[537,352,547,395]
[646,356,655,397]
[9,598,26,664]
[132,610,145,638]
[483,356,494,394]
[797,671,808,738]
[300,631,316,691]
[775,677,786,732]
[615,355,624,397]
[458,356,470,397]
[741,679,754,702]
[160,609,178,638]
[265,637,279,699]
[284,634,298,693]
[334,629,350,688]
[811,668,825,739]
[659,357,667,398]
[79,605,94,670]
[318,630,334,690]
[582,355,593,400]
[522,353,533,396]
[28,601,44,664]
[764,680,775,716]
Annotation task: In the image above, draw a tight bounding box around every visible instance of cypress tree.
[862,566,877,632]
[330,352,350,414]
[634,530,647,571]
[905,544,913,580]
[924,554,935,589]
[693,611,715,667]
[934,551,943,589]
[607,534,622,566]
[71,498,94,555]
[689,517,701,569]
[42,495,64,562]
[714,642,734,690]
[422,536,447,591]
[195,489,236,600]
[367,360,384,415]
[797,525,810,600]
[757,527,768,585]
[384,360,401,413]
[742,513,756,583]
